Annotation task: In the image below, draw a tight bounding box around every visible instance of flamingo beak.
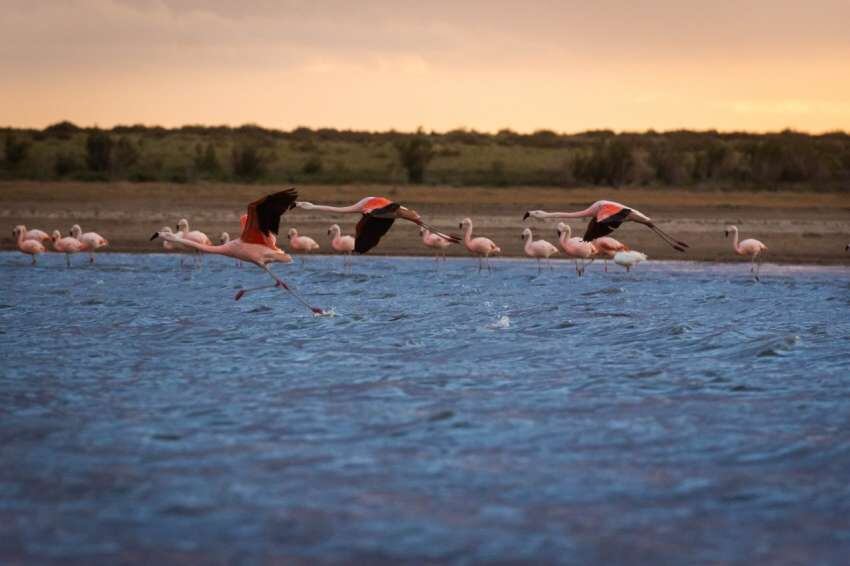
[522,212,530,221]
[724,231,729,238]
[458,223,463,229]
[150,232,160,241]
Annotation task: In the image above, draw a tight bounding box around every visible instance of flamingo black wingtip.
[522,211,530,221]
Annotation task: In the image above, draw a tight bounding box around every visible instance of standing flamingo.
[287,228,320,258]
[51,230,84,267]
[592,236,629,272]
[151,189,326,314]
[459,218,500,272]
[69,224,109,263]
[295,196,459,253]
[176,218,212,266]
[556,222,596,276]
[12,225,45,264]
[523,200,688,252]
[420,226,451,261]
[328,224,355,268]
[613,251,648,272]
[521,228,558,271]
[725,225,768,281]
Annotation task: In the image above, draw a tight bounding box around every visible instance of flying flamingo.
[287,228,320,258]
[592,236,629,272]
[22,227,51,244]
[420,226,451,261]
[459,217,500,272]
[151,189,326,315]
[613,250,648,272]
[295,196,459,253]
[176,218,212,266]
[523,200,688,252]
[725,225,768,281]
[219,232,242,266]
[521,227,558,271]
[12,225,45,264]
[51,229,84,266]
[556,222,596,276]
[328,224,355,268]
[69,224,109,263]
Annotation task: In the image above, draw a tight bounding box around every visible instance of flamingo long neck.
[730,227,740,252]
[523,233,534,252]
[310,198,372,214]
[462,223,474,244]
[171,235,227,255]
[421,229,431,244]
[15,230,25,246]
[559,225,573,247]
[539,205,596,219]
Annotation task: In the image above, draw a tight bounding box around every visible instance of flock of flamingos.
[11,188,792,314]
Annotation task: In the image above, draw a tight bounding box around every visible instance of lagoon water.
[2,252,850,563]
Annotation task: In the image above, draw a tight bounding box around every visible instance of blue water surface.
[2,252,850,564]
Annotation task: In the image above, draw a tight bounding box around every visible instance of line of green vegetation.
[1,121,849,191]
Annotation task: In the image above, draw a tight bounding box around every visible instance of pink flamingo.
[591,236,629,272]
[521,227,558,271]
[296,196,459,253]
[613,250,648,272]
[219,232,242,267]
[51,229,84,267]
[69,224,109,263]
[328,224,355,268]
[23,227,51,244]
[12,225,45,264]
[523,200,688,252]
[725,225,768,281]
[151,189,326,314]
[287,228,320,257]
[459,217,500,272]
[420,226,451,261]
[556,222,596,276]
[176,218,212,266]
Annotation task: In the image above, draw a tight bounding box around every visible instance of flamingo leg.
[31,255,36,265]
[262,265,327,315]
[65,254,70,267]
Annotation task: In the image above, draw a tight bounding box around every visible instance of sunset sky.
[2,0,849,133]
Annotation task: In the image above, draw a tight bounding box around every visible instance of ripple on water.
[1,254,849,563]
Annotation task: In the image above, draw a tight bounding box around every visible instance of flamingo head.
[328,224,340,237]
[12,225,24,238]
[69,224,82,238]
[177,219,189,231]
[555,222,568,238]
[521,227,532,240]
[724,225,737,238]
[150,226,173,241]
[295,201,315,210]
[219,232,230,244]
[287,228,298,239]
[459,217,472,230]
[523,210,546,221]
[51,230,62,242]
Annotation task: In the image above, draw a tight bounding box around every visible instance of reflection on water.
[2,253,850,563]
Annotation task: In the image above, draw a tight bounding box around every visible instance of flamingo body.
[613,250,648,272]
[70,224,108,263]
[522,228,558,271]
[556,223,596,275]
[287,228,320,253]
[12,225,46,264]
[726,225,767,280]
[51,229,84,266]
[420,226,451,260]
[459,217,500,271]
[24,228,51,244]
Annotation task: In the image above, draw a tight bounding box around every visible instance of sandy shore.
[2,182,849,263]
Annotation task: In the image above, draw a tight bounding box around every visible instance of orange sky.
[2,0,849,133]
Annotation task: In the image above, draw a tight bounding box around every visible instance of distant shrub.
[394,128,434,183]
[3,134,30,168]
[194,143,220,175]
[53,153,80,177]
[43,121,81,140]
[302,155,323,174]
[113,137,139,172]
[231,144,266,180]
[85,131,113,172]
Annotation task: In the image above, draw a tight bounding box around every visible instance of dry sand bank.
[2,182,849,264]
